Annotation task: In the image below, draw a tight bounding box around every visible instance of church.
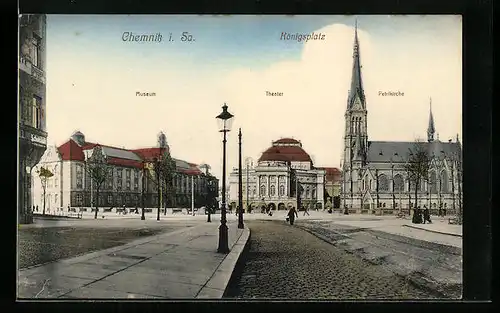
[341,24,462,216]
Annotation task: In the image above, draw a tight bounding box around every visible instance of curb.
[403,224,462,238]
[195,226,251,299]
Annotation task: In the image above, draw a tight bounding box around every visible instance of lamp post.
[207,180,212,222]
[238,128,244,229]
[216,103,234,254]
[191,175,195,216]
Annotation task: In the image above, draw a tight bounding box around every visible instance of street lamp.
[216,103,234,254]
[238,128,244,229]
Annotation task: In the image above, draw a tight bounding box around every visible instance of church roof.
[366,140,461,163]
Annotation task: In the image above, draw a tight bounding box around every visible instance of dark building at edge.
[19,14,48,224]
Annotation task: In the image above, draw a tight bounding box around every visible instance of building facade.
[320,167,342,209]
[341,25,462,215]
[32,131,219,212]
[229,138,326,212]
[19,14,48,223]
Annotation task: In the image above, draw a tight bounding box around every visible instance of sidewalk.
[18,221,250,299]
[325,217,462,249]
[403,219,462,237]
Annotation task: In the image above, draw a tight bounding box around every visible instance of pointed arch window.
[440,170,448,193]
[394,174,404,192]
[270,185,276,196]
[379,174,389,192]
[430,172,437,193]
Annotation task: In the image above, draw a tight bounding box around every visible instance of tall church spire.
[347,20,365,110]
[427,97,435,142]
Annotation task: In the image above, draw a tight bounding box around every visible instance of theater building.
[229,138,327,212]
[32,131,218,212]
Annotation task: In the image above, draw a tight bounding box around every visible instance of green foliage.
[37,166,53,178]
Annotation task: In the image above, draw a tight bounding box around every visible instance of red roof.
[57,139,86,161]
[318,167,342,182]
[57,139,199,174]
[107,157,143,169]
[132,148,169,161]
[273,138,300,144]
[258,145,312,163]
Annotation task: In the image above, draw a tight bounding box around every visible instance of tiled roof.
[131,148,169,161]
[56,138,203,175]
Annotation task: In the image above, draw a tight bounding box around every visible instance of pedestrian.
[423,206,432,224]
[287,206,298,225]
[303,205,310,216]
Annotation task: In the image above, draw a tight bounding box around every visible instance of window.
[126,169,131,178]
[126,195,130,202]
[117,169,123,189]
[126,180,131,190]
[430,172,437,193]
[253,188,256,196]
[393,174,404,192]
[76,194,83,205]
[306,187,310,198]
[108,194,113,204]
[31,34,41,67]
[19,87,24,122]
[440,171,448,193]
[32,95,42,129]
[279,185,285,196]
[312,188,316,199]
[54,194,58,205]
[270,185,276,196]
[379,174,389,192]
[107,171,114,189]
[76,164,83,189]
[54,177,58,188]
[260,184,266,196]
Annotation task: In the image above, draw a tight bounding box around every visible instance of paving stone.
[84,279,202,298]
[225,220,447,299]
[63,285,163,299]
[18,273,94,298]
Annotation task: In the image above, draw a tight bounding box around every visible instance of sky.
[44,15,462,180]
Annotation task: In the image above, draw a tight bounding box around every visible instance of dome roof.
[258,141,312,163]
[273,138,300,144]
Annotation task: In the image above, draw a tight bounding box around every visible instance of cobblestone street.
[225,220,444,300]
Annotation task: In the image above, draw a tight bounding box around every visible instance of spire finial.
[427,97,435,142]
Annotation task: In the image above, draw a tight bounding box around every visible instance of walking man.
[287,206,298,225]
[303,205,310,216]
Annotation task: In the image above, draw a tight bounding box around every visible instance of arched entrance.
[267,203,276,211]
[278,203,286,211]
[316,202,323,210]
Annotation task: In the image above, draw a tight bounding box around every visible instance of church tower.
[342,21,368,207]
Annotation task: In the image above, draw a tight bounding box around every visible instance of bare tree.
[86,146,111,219]
[150,157,163,221]
[404,141,432,214]
[36,166,53,215]
[159,150,176,215]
